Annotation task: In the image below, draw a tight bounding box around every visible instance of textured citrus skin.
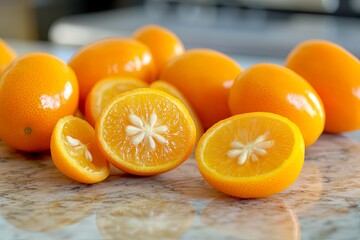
[96,88,196,176]
[85,77,148,127]
[229,63,325,147]
[51,116,110,184]
[133,24,184,77]
[196,112,305,198]
[160,49,242,129]
[0,39,16,76]
[286,40,360,133]
[0,53,79,152]
[69,38,156,110]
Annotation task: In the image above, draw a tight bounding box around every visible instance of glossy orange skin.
[133,25,184,77]
[286,40,360,133]
[69,38,156,110]
[160,49,242,129]
[0,39,16,76]
[0,53,79,152]
[228,63,325,147]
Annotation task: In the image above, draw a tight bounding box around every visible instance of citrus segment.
[96,88,196,175]
[150,80,204,143]
[51,116,110,184]
[196,112,305,198]
[69,38,156,110]
[160,49,242,129]
[286,40,360,133]
[0,52,79,152]
[85,77,148,126]
[0,39,16,76]
[133,24,184,76]
[229,63,325,147]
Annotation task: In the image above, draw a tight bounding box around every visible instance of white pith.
[125,112,168,150]
[227,131,274,165]
[66,135,93,162]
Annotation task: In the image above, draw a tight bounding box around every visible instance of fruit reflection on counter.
[1,23,360,199]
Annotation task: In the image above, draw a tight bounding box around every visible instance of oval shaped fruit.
[196,112,305,198]
[0,53,79,152]
[228,63,325,147]
[69,38,156,109]
[160,49,242,129]
[133,24,184,77]
[0,39,16,76]
[285,40,360,133]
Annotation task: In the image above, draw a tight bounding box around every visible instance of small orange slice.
[85,77,148,126]
[150,80,204,143]
[196,112,304,198]
[96,88,196,175]
[50,115,110,184]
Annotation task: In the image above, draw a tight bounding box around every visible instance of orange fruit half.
[96,88,196,175]
[85,77,148,126]
[150,80,204,143]
[196,112,305,198]
[51,115,110,184]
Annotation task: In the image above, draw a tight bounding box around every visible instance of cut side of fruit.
[196,112,305,198]
[96,88,196,175]
[51,116,110,184]
[150,80,204,143]
[85,77,148,126]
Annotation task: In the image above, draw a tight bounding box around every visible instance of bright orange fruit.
[150,80,204,143]
[228,63,325,147]
[133,24,184,77]
[85,77,148,127]
[196,112,305,198]
[160,49,242,129]
[51,116,110,184]
[286,40,360,133]
[96,88,196,175]
[0,53,79,152]
[69,38,156,110]
[0,39,16,76]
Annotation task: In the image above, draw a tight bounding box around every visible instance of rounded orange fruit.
[228,63,325,147]
[51,115,110,184]
[150,80,204,143]
[160,49,242,129]
[0,39,16,76]
[85,77,148,127]
[286,40,360,133]
[69,38,156,110]
[133,24,184,77]
[196,112,305,198]
[0,53,79,152]
[96,88,196,175]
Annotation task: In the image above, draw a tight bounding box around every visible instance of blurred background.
[1,0,360,58]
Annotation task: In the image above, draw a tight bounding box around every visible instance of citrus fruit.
[196,112,305,198]
[0,53,79,152]
[69,38,156,110]
[160,49,242,129]
[285,40,360,133]
[228,63,325,147]
[85,77,148,127]
[51,115,110,184]
[133,24,184,76]
[150,80,204,143]
[96,88,196,175]
[0,39,16,76]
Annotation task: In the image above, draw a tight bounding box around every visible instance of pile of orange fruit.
[1,25,360,198]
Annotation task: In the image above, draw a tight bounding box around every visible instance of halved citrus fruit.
[85,77,148,126]
[150,80,204,143]
[196,112,305,198]
[96,88,196,175]
[50,115,110,184]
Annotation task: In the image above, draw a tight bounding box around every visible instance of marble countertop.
[0,133,359,240]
